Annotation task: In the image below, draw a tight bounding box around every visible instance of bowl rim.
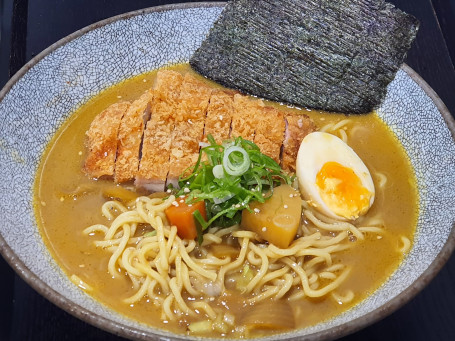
[1,2,455,340]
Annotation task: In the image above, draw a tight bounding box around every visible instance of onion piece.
[102,185,139,203]
[188,320,213,333]
[209,244,240,258]
[241,301,295,330]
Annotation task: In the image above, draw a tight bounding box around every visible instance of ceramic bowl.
[0,3,455,340]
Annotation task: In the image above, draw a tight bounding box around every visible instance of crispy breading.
[231,94,264,141]
[172,73,213,123]
[203,90,234,144]
[282,113,316,173]
[153,69,182,107]
[168,120,205,183]
[85,70,318,191]
[135,118,174,191]
[114,89,153,183]
[167,74,213,185]
[253,107,285,163]
[135,70,184,191]
[84,102,130,178]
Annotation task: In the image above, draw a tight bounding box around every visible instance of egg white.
[296,131,375,220]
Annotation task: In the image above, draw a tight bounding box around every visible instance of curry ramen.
[34,64,418,338]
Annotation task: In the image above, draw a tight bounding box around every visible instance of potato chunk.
[241,185,302,248]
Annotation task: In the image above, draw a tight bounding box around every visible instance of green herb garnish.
[175,135,292,239]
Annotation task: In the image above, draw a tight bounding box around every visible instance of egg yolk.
[316,161,372,220]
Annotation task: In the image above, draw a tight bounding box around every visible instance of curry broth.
[34,64,418,336]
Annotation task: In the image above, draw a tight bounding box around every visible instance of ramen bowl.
[0,3,455,340]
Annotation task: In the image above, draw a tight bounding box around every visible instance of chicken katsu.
[135,70,183,191]
[84,102,130,178]
[84,70,316,188]
[114,90,153,183]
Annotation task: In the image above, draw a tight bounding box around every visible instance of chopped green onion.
[193,210,206,245]
[236,264,254,291]
[176,135,293,242]
[143,230,157,238]
[223,145,250,176]
[212,164,224,179]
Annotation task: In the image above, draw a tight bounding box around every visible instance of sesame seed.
[188,119,193,124]
[179,195,185,198]
[289,194,293,198]
[60,197,65,202]
[143,79,147,82]
[180,200,184,203]
[104,152,108,157]
[41,201,46,206]
[377,236,383,240]
[254,208,260,213]
[283,204,288,209]
[235,204,241,208]
[183,188,190,193]
[219,115,223,120]
[262,227,267,232]
[78,151,82,156]
[166,189,172,193]
[117,95,122,99]
[172,201,179,207]
[188,204,192,207]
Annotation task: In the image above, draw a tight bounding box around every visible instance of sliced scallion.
[176,135,293,242]
[223,145,250,176]
[212,164,225,179]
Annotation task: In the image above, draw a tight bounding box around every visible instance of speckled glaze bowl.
[0,3,454,341]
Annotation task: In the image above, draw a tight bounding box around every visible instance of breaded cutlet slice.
[282,113,316,173]
[230,94,264,141]
[253,106,285,163]
[84,102,130,178]
[135,70,183,191]
[167,73,213,187]
[167,119,205,186]
[203,90,234,145]
[114,89,153,183]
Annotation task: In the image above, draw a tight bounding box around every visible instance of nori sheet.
[190,0,419,114]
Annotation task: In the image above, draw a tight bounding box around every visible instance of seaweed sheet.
[190,0,419,114]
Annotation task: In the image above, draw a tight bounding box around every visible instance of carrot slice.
[165,197,207,240]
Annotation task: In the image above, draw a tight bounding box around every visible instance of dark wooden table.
[1,0,455,340]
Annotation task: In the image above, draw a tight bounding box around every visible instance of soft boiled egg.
[296,132,375,221]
